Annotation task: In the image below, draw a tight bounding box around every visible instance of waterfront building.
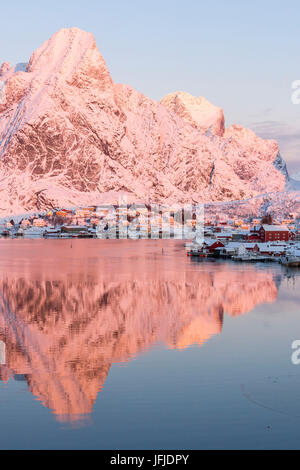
[259,225,289,242]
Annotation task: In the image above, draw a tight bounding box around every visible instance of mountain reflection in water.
[0,239,281,423]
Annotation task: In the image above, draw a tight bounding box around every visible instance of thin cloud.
[248,108,273,119]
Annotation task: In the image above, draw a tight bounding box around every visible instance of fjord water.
[0,239,299,450]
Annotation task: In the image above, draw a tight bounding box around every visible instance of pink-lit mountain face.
[0,28,288,216]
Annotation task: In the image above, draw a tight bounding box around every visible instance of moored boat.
[15,227,24,237]
[43,227,61,238]
[1,229,10,237]
[280,256,300,267]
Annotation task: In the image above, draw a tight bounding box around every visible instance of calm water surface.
[0,239,299,449]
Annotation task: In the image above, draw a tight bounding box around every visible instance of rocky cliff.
[0,27,288,216]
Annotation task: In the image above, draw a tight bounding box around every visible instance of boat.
[1,229,10,237]
[24,227,45,238]
[43,227,61,238]
[77,231,94,238]
[187,249,211,258]
[280,255,300,267]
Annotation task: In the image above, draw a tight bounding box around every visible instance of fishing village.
[0,205,300,267]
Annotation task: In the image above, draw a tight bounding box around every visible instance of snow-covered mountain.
[0,27,290,216]
[160,91,225,136]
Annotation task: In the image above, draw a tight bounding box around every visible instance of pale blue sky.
[1,0,300,171]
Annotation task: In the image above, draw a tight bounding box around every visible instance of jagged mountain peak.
[0,28,288,216]
[160,90,225,136]
[25,27,112,89]
[0,62,12,77]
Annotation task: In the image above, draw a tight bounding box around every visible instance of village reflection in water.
[0,239,286,423]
